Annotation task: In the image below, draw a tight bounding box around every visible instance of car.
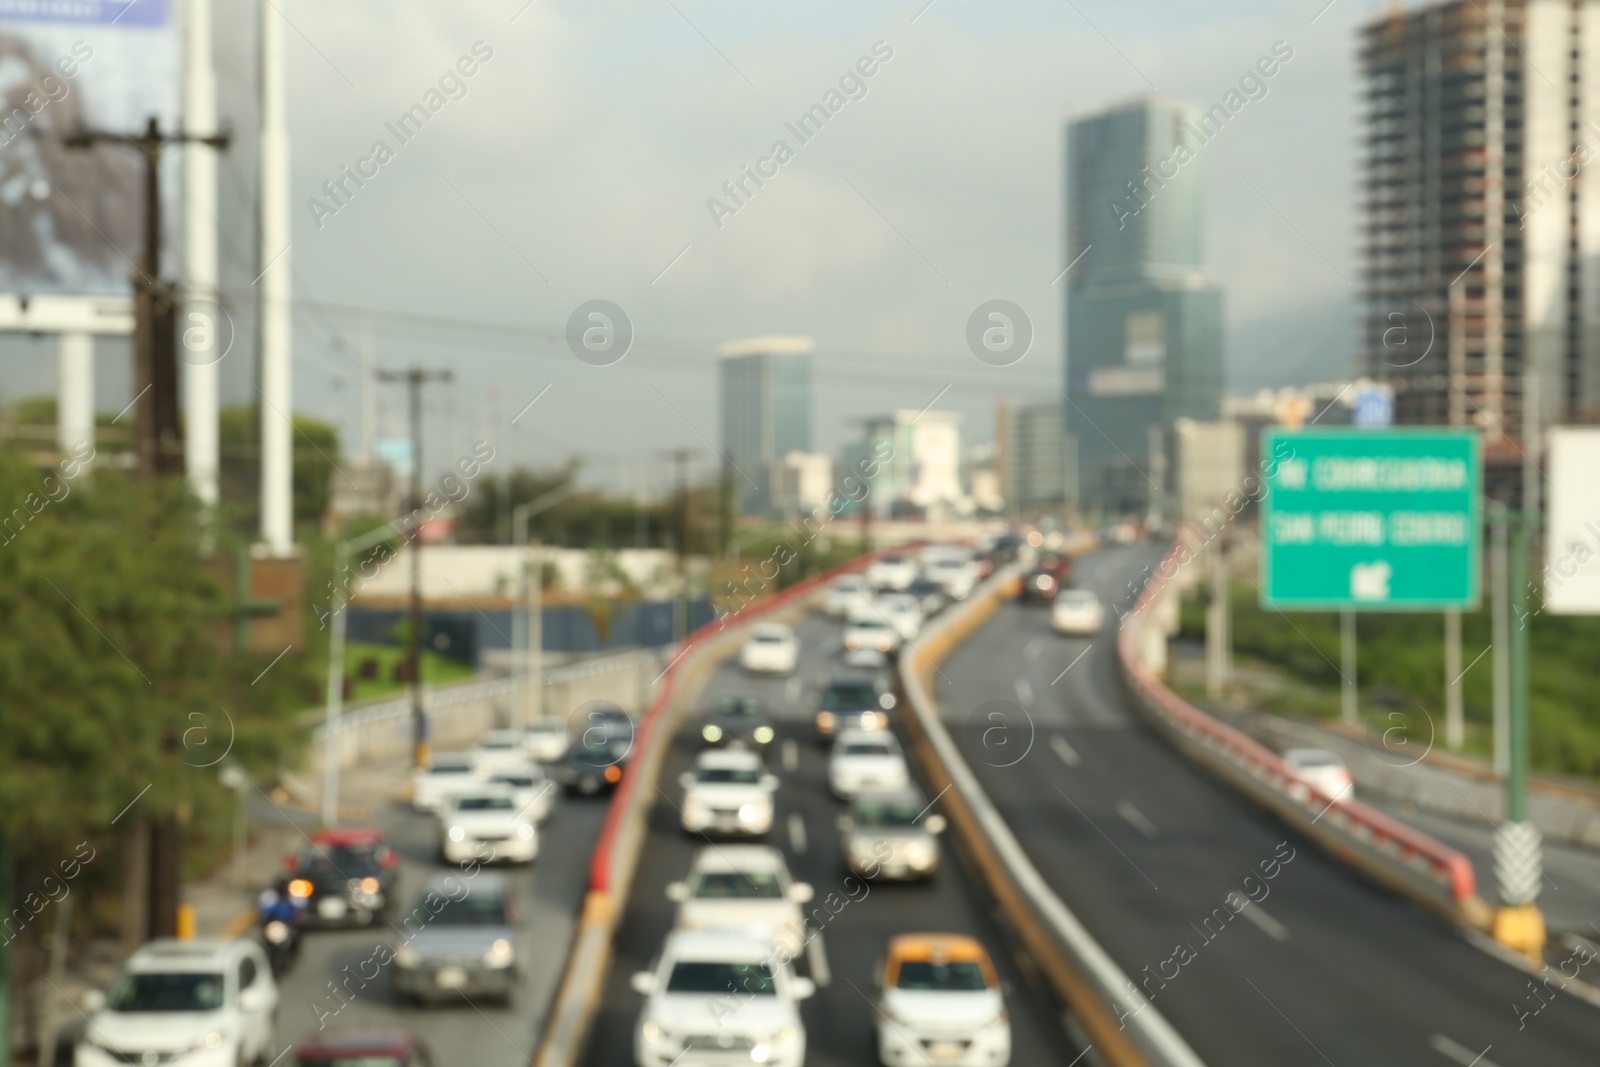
[439,786,538,864]
[874,934,1011,1066]
[866,554,918,591]
[699,695,777,751]
[631,930,814,1067]
[488,762,556,824]
[1019,567,1062,603]
[905,577,948,616]
[922,553,979,600]
[739,622,800,675]
[1037,551,1075,584]
[814,674,896,742]
[665,844,814,958]
[988,533,1029,566]
[282,827,400,927]
[74,939,278,1067]
[1050,589,1105,636]
[874,593,924,642]
[292,1030,439,1066]
[842,645,890,670]
[574,704,634,751]
[844,610,901,655]
[410,752,482,814]
[828,729,911,798]
[473,729,529,776]
[678,749,779,837]
[557,739,626,796]
[839,788,947,881]
[522,718,570,764]
[824,575,874,617]
[393,873,521,1006]
[1283,748,1355,803]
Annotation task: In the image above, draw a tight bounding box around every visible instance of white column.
[184,0,220,508]
[258,0,294,554]
[57,332,94,459]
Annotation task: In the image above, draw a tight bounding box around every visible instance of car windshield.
[856,800,923,828]
[715,698,762,718]
[494,774,540,788]
[570,744,619,768]
[753,631,786,643]
[692,871,784,899]
[455,795,514,812]
[107,972,226,1012]
[851,618,888,630]
[697,768,762,785]
[822,685,878,710]
[666,961,775,995]
[295,1058,407,1067]
[895,961,990,991]
[302,843,379,875]
[425,893,508,926]
[428,762,473,776]
[479,738,516,750]
[843,742,892,757]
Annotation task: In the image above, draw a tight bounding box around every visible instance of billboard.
[1544,427,1600,615]
[0,0,179,295]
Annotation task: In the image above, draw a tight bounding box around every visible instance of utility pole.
[378,367,454,768]
[258,0,293,555]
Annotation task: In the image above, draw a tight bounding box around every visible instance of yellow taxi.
[874,934,1010,1065]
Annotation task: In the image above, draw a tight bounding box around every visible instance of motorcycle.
[257,884,305,976]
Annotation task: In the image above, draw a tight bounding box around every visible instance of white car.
[439,786,538,864]
[866,554,918,591]
[923,553,979,600]
[665,844,814,958]
[632,930,813,1067]
[523,718,570,763]
[844,610,901,655]
[474,729,530,776]
[1283,748,1355,803]
[489,762,556,824]
[875,933,1011,1066]
[679,749,778,837]
[875,593,924,642]
[75,939,278,1067]
[828,729,911,798]
[1050,589,1105,636]
[740,622,799,675]
[825,575,874,617]
[411,752,482,814]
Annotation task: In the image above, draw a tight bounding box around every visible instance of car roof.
[1284,748,1343,765]
[451,784,517,802]
[126,939,242,971]
[490,763,544,779]
[665,929,781,963]
[695,748,765,770]
[308,827,386,847]
[689,843,786,873]
[750,621,791,635]
[295,1031,419,1055]
[886,933,992,965]
[853,787,924,807]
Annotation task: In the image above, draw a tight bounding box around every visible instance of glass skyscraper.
[1065,97,1224,518]
[718,336,814,513]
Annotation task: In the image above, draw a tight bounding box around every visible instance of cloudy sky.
[3,0,1397,488]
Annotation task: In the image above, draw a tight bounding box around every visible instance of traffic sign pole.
[1340,609,1357,724]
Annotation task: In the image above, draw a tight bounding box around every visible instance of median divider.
[897,566,1208,1067]
[1117,538,1487,929]
[532,553,888,1067]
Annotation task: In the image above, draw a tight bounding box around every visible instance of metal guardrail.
[1117,539,1482,924]
[896,564,1207,1067]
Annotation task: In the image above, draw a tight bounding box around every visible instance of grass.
[1179,584,1600,781]
[343,641,476,704]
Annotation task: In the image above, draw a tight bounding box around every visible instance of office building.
[1360,1,1600,501]
[861,410,964,518]
[770,451,833,515]
[718,336,813,513]
[998,401,1073,517]
[1065,97,1225,518]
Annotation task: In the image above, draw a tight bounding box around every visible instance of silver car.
[392,873,520,1006]
[838,788,947,881]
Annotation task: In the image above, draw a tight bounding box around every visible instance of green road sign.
[1260,428,1481,610]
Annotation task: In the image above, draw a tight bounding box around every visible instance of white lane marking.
[1115,800,1158,839]
[1051,735,1081,767]
[1027,638,1044,660]
[1228,894,1289,941]
[787,813,808,855]
[807,931,832,987]
[1429,1034,1498,1067]
[785,675,802,703]
[782,739,799,773]
[1014,678,1034,706]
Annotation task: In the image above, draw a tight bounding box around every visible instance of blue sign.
[0,0,166,26]
[1352,386,1394,429]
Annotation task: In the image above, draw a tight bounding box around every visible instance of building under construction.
[1360,0,1600,501]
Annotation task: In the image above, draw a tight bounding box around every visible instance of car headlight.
[190,1031,225,1051]
[816,711,835,732]
[753,726,774,744]
[360,877,380,895]
[394,943,420,968]
[849,838,877,859]
[752,1044,772,1063]
[738,802,768,824]
[904,842,934,868]
[516,823,535,840]
[263,920,290,944]
[447,825,466,842]
[703,724,723,742]
[641,1020,666,1043]
[484,938,515,968]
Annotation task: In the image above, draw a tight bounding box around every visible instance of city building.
[861,410,964,518]
[769,451,833,515]
[1360,0,1600,501]
[1064,97,1225,518]
[717,336,814,513]
[1172,418,1246,527]
[998,401,1072,518]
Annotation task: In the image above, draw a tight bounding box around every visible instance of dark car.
[284,828,399,928]
[573,704,634,749]
[814,672,897,743]
[1019,552,1074,603]
[557,739,627,796]
[905,578,947,617]
[293,1030,438,1066]
[700,695,776,751]
[989,533,1028,566]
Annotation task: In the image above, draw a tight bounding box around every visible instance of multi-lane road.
[937,545,1598,1066]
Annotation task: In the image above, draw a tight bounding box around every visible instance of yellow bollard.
[176,903,197,941]
[1492,904,1546,965]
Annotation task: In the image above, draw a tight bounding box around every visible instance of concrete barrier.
[897,565,1207,1067]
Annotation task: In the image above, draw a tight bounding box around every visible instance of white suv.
[440,786,538,864]
[665,844,814,958]
[632,930,813,1067]
[829,729,911,798]
[866,555,918,591]
[679,749,778,837]
[75,939,278,1067]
